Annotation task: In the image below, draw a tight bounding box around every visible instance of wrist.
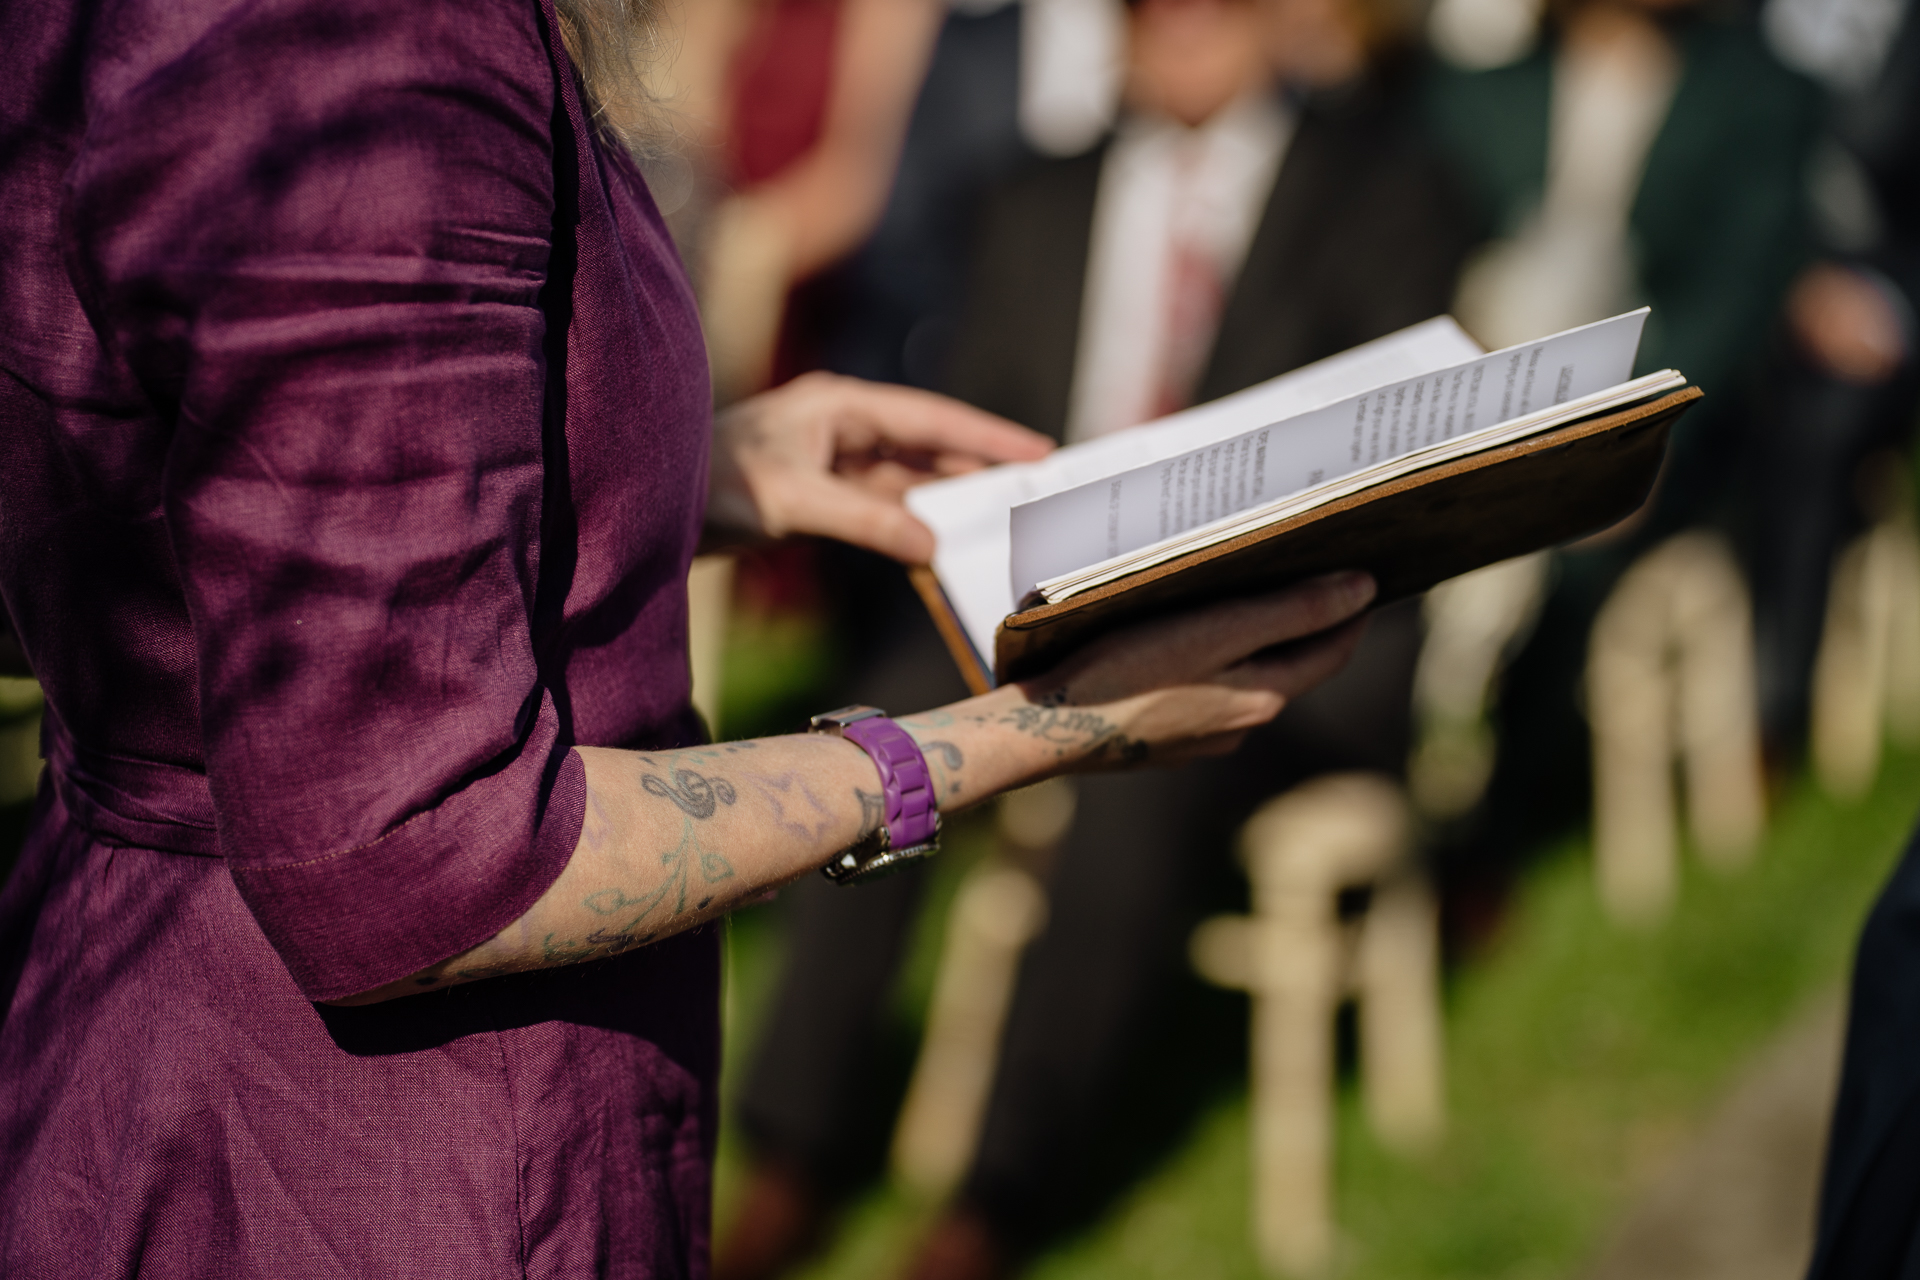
[898,686,1133,804]
[809,706,942,884]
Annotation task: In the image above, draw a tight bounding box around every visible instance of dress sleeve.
[64,0,585,1001]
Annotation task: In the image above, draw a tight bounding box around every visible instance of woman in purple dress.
[0,1,1373,1275]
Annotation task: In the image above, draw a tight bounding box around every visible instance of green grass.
[1314,755,1916,1280]
[717,612,837,743]
[717,746,1920,1280]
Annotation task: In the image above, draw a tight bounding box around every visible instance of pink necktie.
[1148,148,1227,420]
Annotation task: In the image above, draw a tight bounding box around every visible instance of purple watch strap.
[839,717,940,851]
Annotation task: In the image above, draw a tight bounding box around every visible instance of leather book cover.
[915,386,1699,691]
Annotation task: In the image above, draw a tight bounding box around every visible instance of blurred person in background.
[684,0,1133,679]
[677,0,1120,398]
[1420,0,1822,891]
[752,0,1106,697]
[1745,0,1920,757]
[1759,0,1920,1271]
[719,0,1473,1275]
[717,7,1121,1277]
[669,0,945,404]
[647,0,952,666]
[675,0,1121,725]
[918,0,1477,1264]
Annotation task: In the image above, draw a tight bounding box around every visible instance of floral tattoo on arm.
[474,753,751,978]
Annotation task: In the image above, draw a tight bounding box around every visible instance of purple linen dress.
[0,1,720,1275]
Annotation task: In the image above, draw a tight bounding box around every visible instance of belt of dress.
[42,711,221,858]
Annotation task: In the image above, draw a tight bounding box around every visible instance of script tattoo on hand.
[999,704,1149,765]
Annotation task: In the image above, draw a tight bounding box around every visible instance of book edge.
[908,565,995,695]
[993,385,1702,647]
[1030,371,1685,605]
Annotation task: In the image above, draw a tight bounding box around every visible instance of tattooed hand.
[1009,571,1376,770]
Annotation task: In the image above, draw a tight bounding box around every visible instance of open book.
[906,309,1701,693]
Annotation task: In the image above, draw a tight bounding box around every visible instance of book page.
[905,317,1486,667]
[1035,369,1686,604]
[1008,310,1648,600]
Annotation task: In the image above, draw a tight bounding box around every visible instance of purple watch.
[808,705,942,885]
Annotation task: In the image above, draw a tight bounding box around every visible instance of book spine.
[908,565,995,696]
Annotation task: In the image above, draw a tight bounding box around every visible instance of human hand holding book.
[905,310,1699,691]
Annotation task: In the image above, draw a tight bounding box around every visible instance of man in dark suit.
[948,58,1471,441]
[1769,0,1920,1271]
[901,8,1471,1276]
[1419,0,1822,873]
[1749,0,1920,758]
[721,1,1472,1276]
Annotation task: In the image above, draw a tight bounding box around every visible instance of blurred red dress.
[728,0,845,388]
[0,0,720,1274]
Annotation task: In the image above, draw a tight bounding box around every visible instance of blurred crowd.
[634,0,1920,1273]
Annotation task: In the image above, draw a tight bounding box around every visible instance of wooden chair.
[891,779,1071,1198]
[1811,501,1920,800]
[1191,773,1443,1277]
[1587,531,1765,924]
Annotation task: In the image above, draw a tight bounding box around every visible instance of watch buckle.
[820,819,942,886]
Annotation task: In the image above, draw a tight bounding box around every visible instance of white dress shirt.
[1064,92,1295,444]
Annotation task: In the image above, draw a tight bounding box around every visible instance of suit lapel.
[1026,149,1105,441]
[1197,105,1343,403]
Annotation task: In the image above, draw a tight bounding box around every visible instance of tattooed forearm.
[743,769,839,840]
[528,815,745,970]
[918,739,965,798]
[640,768,737,818]
[364,727,966,1002]
[542,750,865,971]
[510,761,758,975]
[601,819,737,917]
[922,740,964,770]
